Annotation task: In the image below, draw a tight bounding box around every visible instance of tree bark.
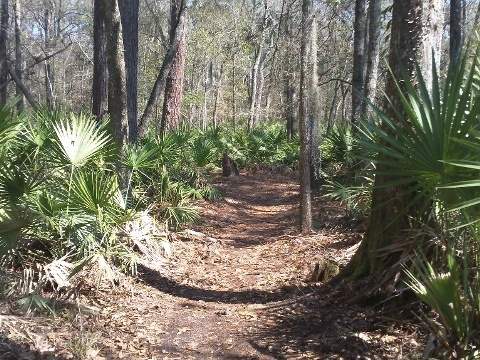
[118,0,139,142]
[138,1,186,137]
[419,0,444,93]
[104,0,128,147]
[160,0,186,133]
[284,70,297,140]
[231,48,237,130]
[362,0,381,116]
[44,6,55,107]
[283,1,297,140]
[14,0,23,112]
[351,0,367,124]
[307,15,321,189]
[92,0,109,123]
[212,64,222,128]
[344,0,444,278]
[450,0,462,68]
[0,0,8,107]
[247,1,270,131]
[298,0,313,233]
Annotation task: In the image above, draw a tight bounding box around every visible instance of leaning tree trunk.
[160,0,186,133]
[344,0,444,278]
[138,0,186,137]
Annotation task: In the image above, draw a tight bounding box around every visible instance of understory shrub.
[321,122,372,218]
[0,108,200,312]
[358,50,480,358]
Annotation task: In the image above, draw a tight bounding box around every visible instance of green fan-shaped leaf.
[53,113,111,167]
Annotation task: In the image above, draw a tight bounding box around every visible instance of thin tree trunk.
[308,15,321,188]
[92,0,109,123]
[283,9,297,141]
[118,0,138,142]
[299,0,313,233]
[248,46,262,131]
[351,0,367,124]
[104,0,128,147]
[231,52,237,130]
[362,0,381,116]
[254,61,265,124]
[248,1,269,131]
[201,70,207,130]
[0,0,8,107]
[14,0,23,112]
[327,80,340,133]
[6,63,37,109]
[284,72,297,140]
[212,64,222,128]
[44,6,55,107]
[161,0,186,133]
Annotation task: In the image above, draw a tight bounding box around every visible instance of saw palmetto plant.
[357,48,480,357]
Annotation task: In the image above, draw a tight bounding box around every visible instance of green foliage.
[405,250,477,356]
[321,122,371,217]
[357,49,480,357]
[357,55,480,218]
[322,123,358,168]
[219,123,299,170]
[0,109,172,306]
[0,107,298,310]
[52,113,112,168]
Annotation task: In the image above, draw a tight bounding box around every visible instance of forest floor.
[0,171,428,359]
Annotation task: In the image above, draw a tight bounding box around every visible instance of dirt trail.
[0,172,425,359]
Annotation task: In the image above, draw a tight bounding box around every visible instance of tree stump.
[222,153,239,177]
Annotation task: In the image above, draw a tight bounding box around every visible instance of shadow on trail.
[241,285,423,359]
[138,264,304,304]
[0,336,48,360]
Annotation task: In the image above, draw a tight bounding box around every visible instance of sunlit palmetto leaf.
[405,253,474,346]
[53,113,111,167]
[358,51,480,215]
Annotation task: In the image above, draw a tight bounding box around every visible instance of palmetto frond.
[358,52,480,215]
[0,209,31,257]
[0,104,21,148]
[405,253,474,346]
[68,170,125,225]
[53,113,111,167]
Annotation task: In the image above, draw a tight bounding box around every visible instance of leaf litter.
[0,171,427,359]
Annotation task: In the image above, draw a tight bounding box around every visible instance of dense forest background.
[0,0,474,131]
